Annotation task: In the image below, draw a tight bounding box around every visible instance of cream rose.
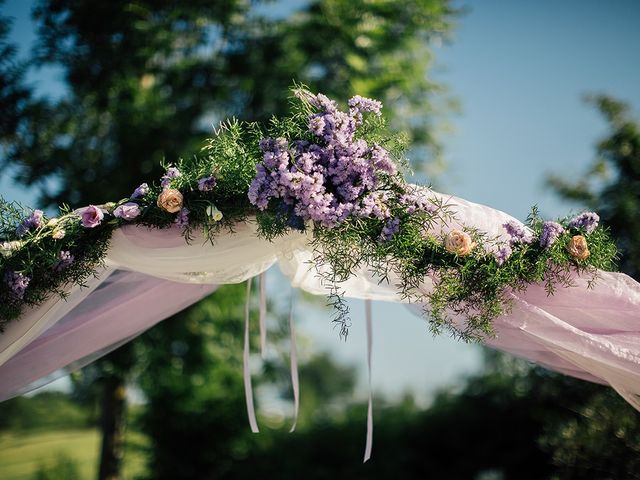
[157,188,184,213]
[444,230,475,256]
[567,235,590,260]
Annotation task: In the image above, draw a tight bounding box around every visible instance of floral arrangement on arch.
[0,87,617,340]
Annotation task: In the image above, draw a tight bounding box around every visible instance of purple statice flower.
[308,115,326,136]
[4,270,30,300]
[399,190,437,215]
[175,207,190,229]
[380,217,400,242]
[568,212,600,234]
[197,176,217,192]
[113,202,141,220]
[161,166,181,188]
[503,220,533,245]
[55,250,75,272]
[248,92,392,229]
[348,95,383,125]
[131,183,149,199]
[539,221,565,249]
[16,209,44,237]
[494,245,513,266]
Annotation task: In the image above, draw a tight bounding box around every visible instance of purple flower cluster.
[494,245,513,266]
[55,250,74,272]
[197,176,217,192]
[175,207,190,229]
[503,220,533,245]
[569,212,599,234]
[539,221,565,248]
[399,190,437,215]
[380,217,400,242]
[161,167,181,188]
[248,93,397,227]
[16,210,44,237]
[131,183,149,199]
[4,271,30,300]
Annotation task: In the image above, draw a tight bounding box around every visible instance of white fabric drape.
[0,188,638,411]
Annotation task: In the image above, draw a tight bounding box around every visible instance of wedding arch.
[1,89,639,459]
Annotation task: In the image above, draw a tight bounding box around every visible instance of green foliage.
[33,454,80,480]
[0,391,92,432]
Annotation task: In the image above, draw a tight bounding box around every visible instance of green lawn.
[0,429,148,480]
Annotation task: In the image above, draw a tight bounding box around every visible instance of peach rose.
[567,235,590,260]
[157,188,184,213]
[444,230,476,256]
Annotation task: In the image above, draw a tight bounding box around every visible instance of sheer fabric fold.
[0,188,638,410]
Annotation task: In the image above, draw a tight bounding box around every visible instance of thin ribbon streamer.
[259,272,267,358]
[289,293,300,432]
[364,299,373,462]
[243,278,259,433]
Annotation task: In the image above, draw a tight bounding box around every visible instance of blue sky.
[2,0,640,403]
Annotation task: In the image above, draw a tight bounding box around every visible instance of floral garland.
[0,88,618,340]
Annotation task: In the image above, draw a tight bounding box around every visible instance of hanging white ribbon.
[363,299,373,462]
[259,272,267,359]
[243,278,259,433]
[289,293,300,432]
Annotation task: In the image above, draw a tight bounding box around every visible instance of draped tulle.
[1,188,639,410]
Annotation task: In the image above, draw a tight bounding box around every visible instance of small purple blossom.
[197,176,217,192]
[16,210,44,237]
[380,217,400,242]
[494,245,512,266]
[4,271,30,300]
[131,183,149,199]
[569,212,600,234]
[113,202,141,220]
[175,207,190,229]
[80,205,104,228]
[503,220,533,245]
[55,250,74,272]
[308,115,326,136]
[161,166,181,188]
[348,95,383,124]
[539,221,565,249]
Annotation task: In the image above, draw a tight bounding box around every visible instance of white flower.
[206,205,223,222]
[46,218,59,227]
[0,241,24,258]
[52,229,66,240]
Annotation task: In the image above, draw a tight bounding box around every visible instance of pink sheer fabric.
[0,188,639,410]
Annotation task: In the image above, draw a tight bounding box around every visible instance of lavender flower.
[55,250,74,272]
[197,176,217,192]
[161,166,181,188]
[380,217,400,242]
[131,183,149,199]
[495,245,512,266]
[568,212,600,234]
[4,271,30,300]
[539,221,565,248]
[16,210,44,237]
[175,207,190,229]
[503,220,533,245]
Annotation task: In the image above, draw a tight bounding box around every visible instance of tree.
[544,96,640,477]
[1,1,457,478]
